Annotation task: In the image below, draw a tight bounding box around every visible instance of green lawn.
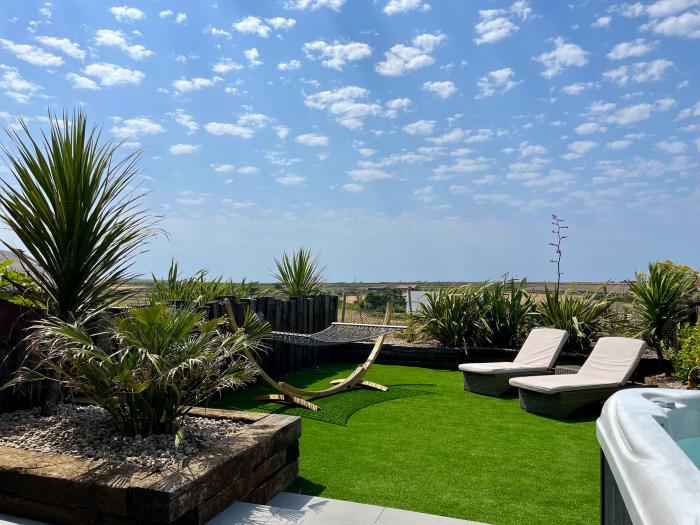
[214,363,599,525]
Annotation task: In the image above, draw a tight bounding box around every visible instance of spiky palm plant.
[413,287,485,348]
[628,262,697,358]
[11,303,270,436]
[0,110,158,412]
[271,247,326,297]
[536,286,617,353]
[0,111,158,320]
[480,277,536,348]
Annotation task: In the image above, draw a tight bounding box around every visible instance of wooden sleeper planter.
[0,408,300,524]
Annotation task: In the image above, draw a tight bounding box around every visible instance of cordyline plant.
[271,247,326,297]
[0,110,159,413]
[148,260,258,306]
[413,287,485,348]
[480,277,536,348]
[627,261,698,358]
[8,303,270,436]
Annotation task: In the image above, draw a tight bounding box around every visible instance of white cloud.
[607,38,654,60]
[169,108,198,134]
[276,126,290,139]
[238,166,258,174]
[606,139,633,150]
[676,100,700,119]
[66,72,99,90]
[656,97,676,111]
[176,13,187,24]
[0,65,42,102]
[170,144,200,155]
[0,38,63,67]
[159,10,173,18]
[449,184,472,195]
[358,148,376,157]
[244,48,262,67]
[384,0,430,15]
[606,103,654,125]
[562,140,597,160]
[422,80,457,99]
[575,122,607,135]
[646,10,700,38]
[518,142,547,156]
[347,168,392,181]
[695,137,700,151]
[172,76,221,93]
[109,5,145,22]
[233,16,272,38]
[276,174,306,185]
[534,37,589,78]
[474,193,522,207]
[206,27,232,39]
[402,119,436,135]
[94,29,153,61]
[295,133,329,146]
[562,82,595,95]
[238,113,270,129]
[284,0,345,10]
[303,40,372,70]
[111,117,165,139]
[35,36,85,60]
[603,59,673,85]
[375,33,445,76]
[341,183,364,192]
[212,58,243,74]
[656,139,686,153]
[211,163,235,173]
[267,17,296,29]
[413,186,437,203]
[384,97,411,118]
[592,15,612,28]
[474,10,519,44]
[204,122,255,139]
[278,59,302,71]
[432,157,492,178]
[476,68,520,98]
[304,85,381,129]
[83,62,144,86]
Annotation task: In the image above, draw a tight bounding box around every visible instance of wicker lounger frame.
[462,369,554,397]
[517,383,652,419]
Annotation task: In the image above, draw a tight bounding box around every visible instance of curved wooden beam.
[224,299,394,409]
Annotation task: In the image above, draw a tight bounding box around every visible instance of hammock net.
[271,322,406,346]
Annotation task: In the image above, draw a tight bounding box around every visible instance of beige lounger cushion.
[458,328,568,375]
[509,337,647,394]
[458,362,548,375]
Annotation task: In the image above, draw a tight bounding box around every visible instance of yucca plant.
[271,247,326,297]
[148,260,252,305]
[536,286,617,353]
[628,261,698,358]
[9,303,270,436]
[480,277,536,348]
[413,287,485,348]
[0,111,158,320]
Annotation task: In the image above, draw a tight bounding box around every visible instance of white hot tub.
[597,388,700,525]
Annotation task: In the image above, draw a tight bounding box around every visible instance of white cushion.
[459,362,548,375]
[510,337,647,394]
[513,328,569,369]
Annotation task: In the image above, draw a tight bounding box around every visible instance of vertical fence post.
[407,288,412,315]
[341,292,347,322]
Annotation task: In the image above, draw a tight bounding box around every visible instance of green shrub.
[361,288,406,313]
[271,247,326,297]
[673,324,700,388]
[628,261,698,358]
[10,303,270,436]
[413,287,484,348]
[536,287,617,353]
[148,260,257,305]
[480,277,535,348]
[0,259,43,309]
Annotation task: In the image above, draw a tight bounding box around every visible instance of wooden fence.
[204,295,339,379]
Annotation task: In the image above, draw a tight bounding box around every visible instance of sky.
[0,0,698,282]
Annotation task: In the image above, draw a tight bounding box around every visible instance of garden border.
[0,408,300,524]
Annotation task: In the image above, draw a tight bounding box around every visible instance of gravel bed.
[0,404,246,471]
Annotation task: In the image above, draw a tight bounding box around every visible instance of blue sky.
[0,0,698,282]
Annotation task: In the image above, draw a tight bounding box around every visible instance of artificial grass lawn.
[215,363,599,525]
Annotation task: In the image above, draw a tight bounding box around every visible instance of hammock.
[271,322,407,346]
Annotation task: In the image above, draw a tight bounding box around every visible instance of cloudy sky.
[0,0,698,282]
